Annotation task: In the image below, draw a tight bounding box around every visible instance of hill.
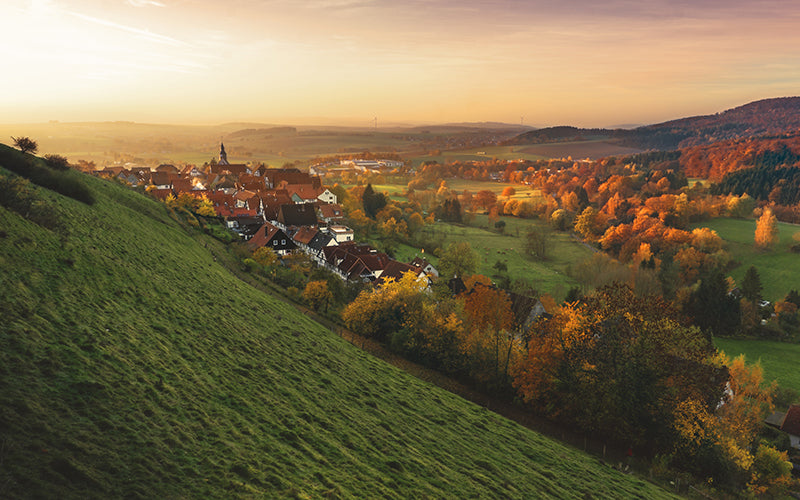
[504,97,800,151]
[0,145,674,498]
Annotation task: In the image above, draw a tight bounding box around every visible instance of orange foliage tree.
[754,207,779,250]
[512,284,726,447]
[461,282,517,383]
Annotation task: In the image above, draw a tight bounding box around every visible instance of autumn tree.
[11,136,38,155]
[501,186,516,198]
[673,354,780,488]
[252,246,279,267]
[474,190,497,211]
[461,282,518,383]
[303,280,333,313]
[513,284,725,447]
[574,206,607,242]
[754,207,778,250]
[437,241,479,279]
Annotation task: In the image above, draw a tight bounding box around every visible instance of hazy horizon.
[3,0,800,128]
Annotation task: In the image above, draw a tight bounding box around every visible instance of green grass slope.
[0,149,674,498]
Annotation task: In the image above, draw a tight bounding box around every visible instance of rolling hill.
[504,96,800,151]
[0,145,675,498]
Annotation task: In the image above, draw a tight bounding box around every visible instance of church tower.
[219,142,230,166]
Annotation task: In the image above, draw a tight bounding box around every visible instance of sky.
[2,0,800,127]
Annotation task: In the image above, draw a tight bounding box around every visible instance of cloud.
[68,11,190,47]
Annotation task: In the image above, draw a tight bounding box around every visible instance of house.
[508,292,551,333]
[327,225,354,243]
[263,168,320,190]
[278,203,318,228]
[150,171,173,189]
[767,405,800,449]
[234,190,261,212]
[322,243,391,282]
[409,257,439,278]
[318,203,344,223]
[247,222,296,255]
[375,259,429,287]
[291,226,319,251]
[306,230,337,266]
[317,188,337,204]
[156,164,179,174]
[286,184,322,204]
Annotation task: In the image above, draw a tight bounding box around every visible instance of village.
[92,143,440,286]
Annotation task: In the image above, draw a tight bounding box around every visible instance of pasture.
[715,337,800,393]
[692,217,800,301]
[429,215,592,299]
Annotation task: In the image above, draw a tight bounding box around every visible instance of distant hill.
[505,97,800,151]
[0,144,674,498]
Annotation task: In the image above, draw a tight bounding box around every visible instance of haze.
[3,0,800,127]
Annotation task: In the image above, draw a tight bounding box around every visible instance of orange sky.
[2,0,800,127]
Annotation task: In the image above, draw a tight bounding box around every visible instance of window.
[281,239,286,245]
[273,240,277,246]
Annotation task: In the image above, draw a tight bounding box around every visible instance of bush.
[0,146,94,205]
[44,154,70,171]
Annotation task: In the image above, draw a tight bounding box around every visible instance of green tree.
[740,266,763,304]
[362,184,387,219]
[438,241,479,279]
[523,229,547,260]
[11,136,38,155]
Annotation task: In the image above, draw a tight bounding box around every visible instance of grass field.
[0,145,674,498]
[430,215,592,299]
[692,217,800,301]
[715,338,800,393]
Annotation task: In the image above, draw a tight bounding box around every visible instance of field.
[0,121,532,168]
[0,145,674,498]
[715,338,800,393]
[431,215,592,299]
[692,217,800,301]
[516,140,642,160]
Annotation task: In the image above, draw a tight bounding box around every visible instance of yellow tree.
[196,195,217,216]
[252,247,278,267]
[303,280,333,313]
[754,207,778,250]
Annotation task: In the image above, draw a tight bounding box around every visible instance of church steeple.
[219,142,229,166]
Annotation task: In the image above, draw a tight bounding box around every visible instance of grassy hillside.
[691,217,800,301]
[0,146,674,498]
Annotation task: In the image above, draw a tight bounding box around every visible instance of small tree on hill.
[11,136,38,155]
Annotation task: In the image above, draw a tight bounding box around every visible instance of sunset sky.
[2,0,800,127]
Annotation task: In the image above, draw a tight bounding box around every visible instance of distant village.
[92,143,439,285]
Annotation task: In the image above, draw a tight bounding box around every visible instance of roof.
[287,184,321,201]
[279,203,318,227]
[171,178,195,194]
[308,231,335,251]
[782,404,800,435]
[247,222,293,250]
[375,260,424,286]
[318,203,344,219]
[292,226,318,245]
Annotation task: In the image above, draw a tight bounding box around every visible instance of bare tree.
[11,136,38,155]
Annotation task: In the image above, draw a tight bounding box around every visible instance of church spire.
[219,142,229,166]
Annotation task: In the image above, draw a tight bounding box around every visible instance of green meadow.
[0,145,674,498]
[715,338,800,393]
[431,215,592,299]
[692,217,800,301]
